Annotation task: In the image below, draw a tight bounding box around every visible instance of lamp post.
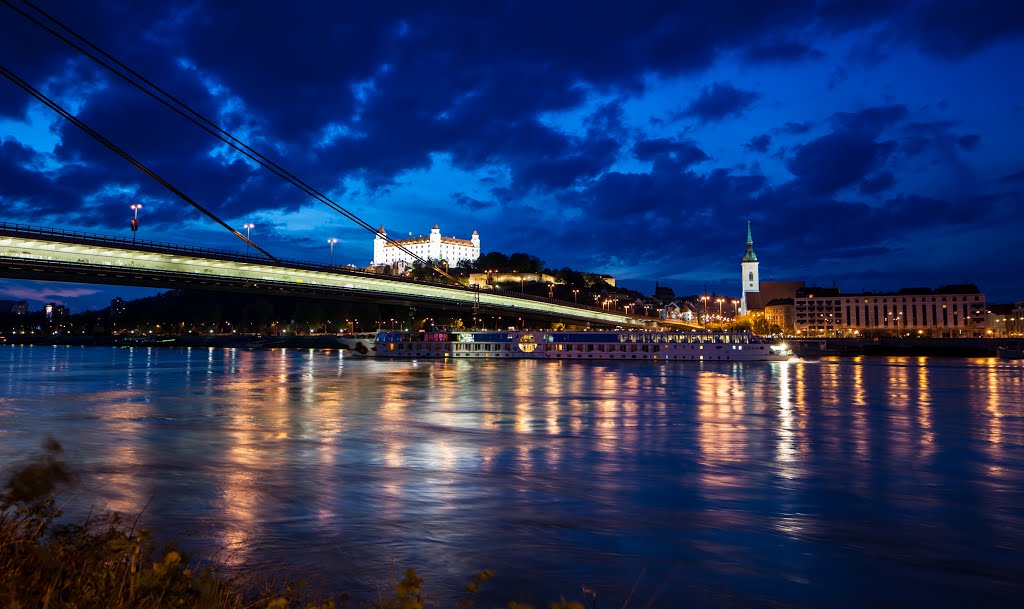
[716,298,724,318]
[732,299,739,317]
[573,289,579,304]
[548,284,554,300]
[327,238,338,266]
[700,295,709,327]
[243,223,254,255]
[129,203,142,243]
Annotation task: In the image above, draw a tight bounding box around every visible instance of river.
[1,345,1021,608]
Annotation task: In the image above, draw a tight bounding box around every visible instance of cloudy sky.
[1,0,1023,310]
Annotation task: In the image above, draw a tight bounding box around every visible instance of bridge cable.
[2,0,460,285]
[0,63,278,261]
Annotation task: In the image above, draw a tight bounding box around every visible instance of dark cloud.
[632,138,709,167]
[957,134,981,150]
[998,168,1024,183]
[902,0,1024,59]
[780,121,813,135]
[680,82,759,123]
[819,0,1024,60]
[744,40,824,63]
[787,130,896,196]
[859,171,895,194]
[832,105,908,135]
[452,193,493,211]
[746,134,772,153]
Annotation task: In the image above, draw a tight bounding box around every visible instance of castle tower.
[471,230,480,258]
[373,226,387,265]
[428,224,441,259]
[740,221,760,315]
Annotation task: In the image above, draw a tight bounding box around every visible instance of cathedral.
[740,221,759,315]
[373,224,480,267]
[739,222,804,315]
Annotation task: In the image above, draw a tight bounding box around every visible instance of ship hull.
[349,330,794,362]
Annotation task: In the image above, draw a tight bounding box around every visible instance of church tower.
[740,221,760,315]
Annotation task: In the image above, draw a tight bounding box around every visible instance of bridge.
[0,222,699,330]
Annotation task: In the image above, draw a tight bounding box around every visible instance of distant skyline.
[2,1,1023,311]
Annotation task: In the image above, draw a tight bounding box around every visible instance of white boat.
[346,330,795,362]
[337,332,381,356]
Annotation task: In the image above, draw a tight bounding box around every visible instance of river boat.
[337,332,381,356]
[341,330,794,362]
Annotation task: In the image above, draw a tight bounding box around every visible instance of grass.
[1,439,592,609]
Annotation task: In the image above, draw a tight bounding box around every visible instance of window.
[748,271,754,282]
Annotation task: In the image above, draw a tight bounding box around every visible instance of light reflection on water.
[1,346,1022,608]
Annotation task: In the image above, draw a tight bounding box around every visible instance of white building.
[794,286,987,337]
[740,221,759,315]
[372,224,480,267]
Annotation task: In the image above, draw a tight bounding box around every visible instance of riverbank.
[0,334,344,349]
[4,333,1024,358]
[790,336,1024,357]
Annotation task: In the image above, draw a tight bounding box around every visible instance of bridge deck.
[0,223,698,329]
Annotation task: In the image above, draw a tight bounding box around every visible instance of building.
[794,285,987,337]
[986,301,1024,336]
[740,221,759,315]
[0,300,28,315]
[653,282,675,302]
[661,301,698,322]
[373,224,480,267]
[110,297,126,318]
[44,303,68,323]
[764,298,795,332]
[738,223,805,314]
[468,271,558,289]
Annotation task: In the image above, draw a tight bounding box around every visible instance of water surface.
[1,346,1021,607]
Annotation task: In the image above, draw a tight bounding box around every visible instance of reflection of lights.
[914,357,934,452]
[776,361,797,474]
[985,363,1002,450]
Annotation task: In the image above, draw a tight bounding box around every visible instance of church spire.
[743,221,758,262]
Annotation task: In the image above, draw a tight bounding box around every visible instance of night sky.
[2,1,1023,311]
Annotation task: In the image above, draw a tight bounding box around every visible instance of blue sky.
[1,0,1023,311]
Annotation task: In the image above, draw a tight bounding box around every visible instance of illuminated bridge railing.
[0,221,670,323]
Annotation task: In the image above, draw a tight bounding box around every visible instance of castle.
[373,224,480,267]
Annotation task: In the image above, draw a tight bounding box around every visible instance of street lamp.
[548,284,554,300]
[732,299,740,316]
[700,295,709,326]
[716,298,724,318]
[129,203,142,243]
[573,289,579,304]
[243,223,254,255]
[327,238,338,266]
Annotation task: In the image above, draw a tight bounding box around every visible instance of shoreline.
[789,336,1024,358]
[2,334,1023,358]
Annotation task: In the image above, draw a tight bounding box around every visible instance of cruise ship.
[339,330,794,362]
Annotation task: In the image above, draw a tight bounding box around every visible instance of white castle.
[373,224,480,267]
